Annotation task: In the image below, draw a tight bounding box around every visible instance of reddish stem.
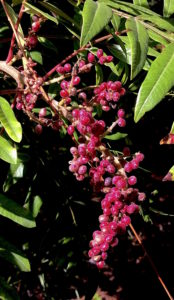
[129,223,173,300]
[0,89,22,95]
[43,33,113,81]
[6,2,25,63]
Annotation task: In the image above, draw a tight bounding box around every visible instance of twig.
[6,1,26,63]
[129,223,174,300]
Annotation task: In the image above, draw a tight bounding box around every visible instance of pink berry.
[79,60,86,68]
[97,49,103,58]
[106,55,113,62]
[16,102,23,110]
[67,125,75,135]
[35,124,42,135]
[118,118,126,127]
[99,56,107,65]
[96,260,105,269]
[60,89,69,98]
[73,76,81,86]
[56,65,65,74]
[64,63,71,72]
[39,108,47,118]
[32,21,40,32]
[88,53,95,63]
[128,176,137,186]
[28,35,38,47]
[117,109,125,118]
[78,165,87,175]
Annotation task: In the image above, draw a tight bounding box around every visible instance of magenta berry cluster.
[9,37,146,270]
[94,81,126,112]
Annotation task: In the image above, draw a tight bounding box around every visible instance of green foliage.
[125,18,148,79]
[0,236,31,272]
[134,42,174,122]
[0,136,17,164]
[0,193,36,228]
[0,97,22,143]
[80,0,112,46]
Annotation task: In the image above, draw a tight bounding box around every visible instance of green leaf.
[38,36,58,53]
[126,18,149,79]
[163,0,174,17]
[24,3,58,24]
[5,3,24,46]
[104,132,127,140]
[39,1,80,29]
[170,121,174,134]
[111,14,121,31]
[0,236,31,271]
[0,276,19,300]
[95,64,103,85]
[0,136,17,164]
[12,0,23,5]
[134,42,174,122]
[30,51,43,65]
[32,195,43,218]
[133,0,149,8]
[0,97,22,143]
[0,193,36,228]
[141,14,174,32]
[99,0,159,16]
[148,29,171,45]
[80,0,112,46]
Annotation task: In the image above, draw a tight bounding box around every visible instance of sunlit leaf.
[24,2,58,24]
[0,193,36,228]
[134,43,174,122]
[0,97,22,143]
[80,0,112,46]
[163,0,174,17]
[104,132,127,140]
[0,136,17,164]
[0,236,31,272]
[126,18,149,79]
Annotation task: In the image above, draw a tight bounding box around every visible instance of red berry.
[60,89,69,98]
[128,176,137,186]
[97,49,103,58]
[35,124,42,135]
[39,108,47,118]
[28,35,38,47]
[67,125,75,135]
[117,109,125,118]
[73,76,81,86]
[64,63,71,72]
[118,118,126,127]
[32,21,40,32]
[56,65,65,74]
[88,53,95,63]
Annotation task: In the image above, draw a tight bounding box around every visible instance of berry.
[56,66,65,74]
[35,124,42,135]
[32,21,40,32]
[39,108,47,118]
[118,118,126,127]
[73,76,81,86]
[60,89,69,98]
[97,49,103,58]
[117,109,125,118]
[64,63,71,72]
[88,53,95,63]
[128,176,137,186]
[28,35,38,47]
[67,125,75,135]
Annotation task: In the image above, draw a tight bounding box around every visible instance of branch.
[0,60,24,88]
